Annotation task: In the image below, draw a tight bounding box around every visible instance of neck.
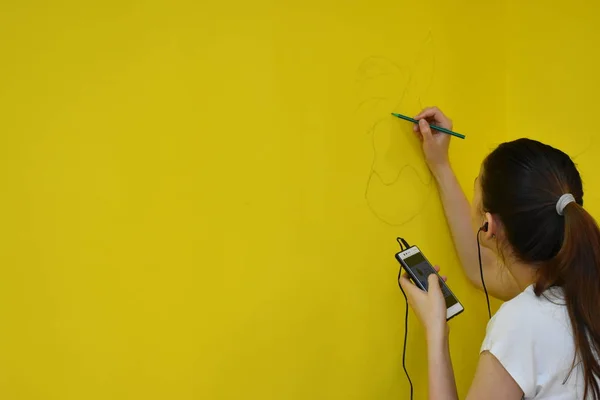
[506,260,538,291]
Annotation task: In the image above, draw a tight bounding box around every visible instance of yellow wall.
[1,1,596,399]
[505,0,600,221]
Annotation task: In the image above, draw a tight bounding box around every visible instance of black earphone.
[481,221,488,232]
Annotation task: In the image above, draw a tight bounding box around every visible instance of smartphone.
[396,246,464,320]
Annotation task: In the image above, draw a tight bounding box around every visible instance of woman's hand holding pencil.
[411,107,453,175]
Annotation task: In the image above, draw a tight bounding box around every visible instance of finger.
[415,107,452,130]
[412,124,422,138]
[398,274,413,291]
[399,274,425,298]
[419,119,433,141]
[414,106,440,120]
[441,275,448,282]
[427,273,442,295]
[434,265,441,273]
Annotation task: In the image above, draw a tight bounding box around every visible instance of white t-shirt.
[480,285,587,399]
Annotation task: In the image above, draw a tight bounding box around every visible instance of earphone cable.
[477,229,492,319]
[396,238,413,400]
[398,271,413,400]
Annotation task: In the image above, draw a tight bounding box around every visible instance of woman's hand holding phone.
[399,265,449,342]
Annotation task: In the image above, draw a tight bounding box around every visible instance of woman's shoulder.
[487,285,569,338]
[481,286,578,398]
[497,285,565,312]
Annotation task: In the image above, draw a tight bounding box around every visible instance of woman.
[400,107,600,399]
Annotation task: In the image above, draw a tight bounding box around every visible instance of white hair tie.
[556,193,576,216]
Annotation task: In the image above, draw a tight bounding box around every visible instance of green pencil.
[391,112,466,139]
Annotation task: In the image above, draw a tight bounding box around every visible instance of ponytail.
[535,202,600,399]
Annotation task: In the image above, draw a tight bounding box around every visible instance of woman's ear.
[484,212,495,240]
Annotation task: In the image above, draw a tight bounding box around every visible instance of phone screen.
[403,252,458,308]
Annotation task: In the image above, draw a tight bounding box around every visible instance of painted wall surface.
[3,1,596,399]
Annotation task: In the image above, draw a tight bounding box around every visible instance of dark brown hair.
[481,138,600,398]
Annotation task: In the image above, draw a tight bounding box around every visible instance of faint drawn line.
[355,56,406,83]
[356,32,436,226]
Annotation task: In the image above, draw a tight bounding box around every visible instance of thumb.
[419,119,433,141]
[427,274,442,295]
[399,274,420,298]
